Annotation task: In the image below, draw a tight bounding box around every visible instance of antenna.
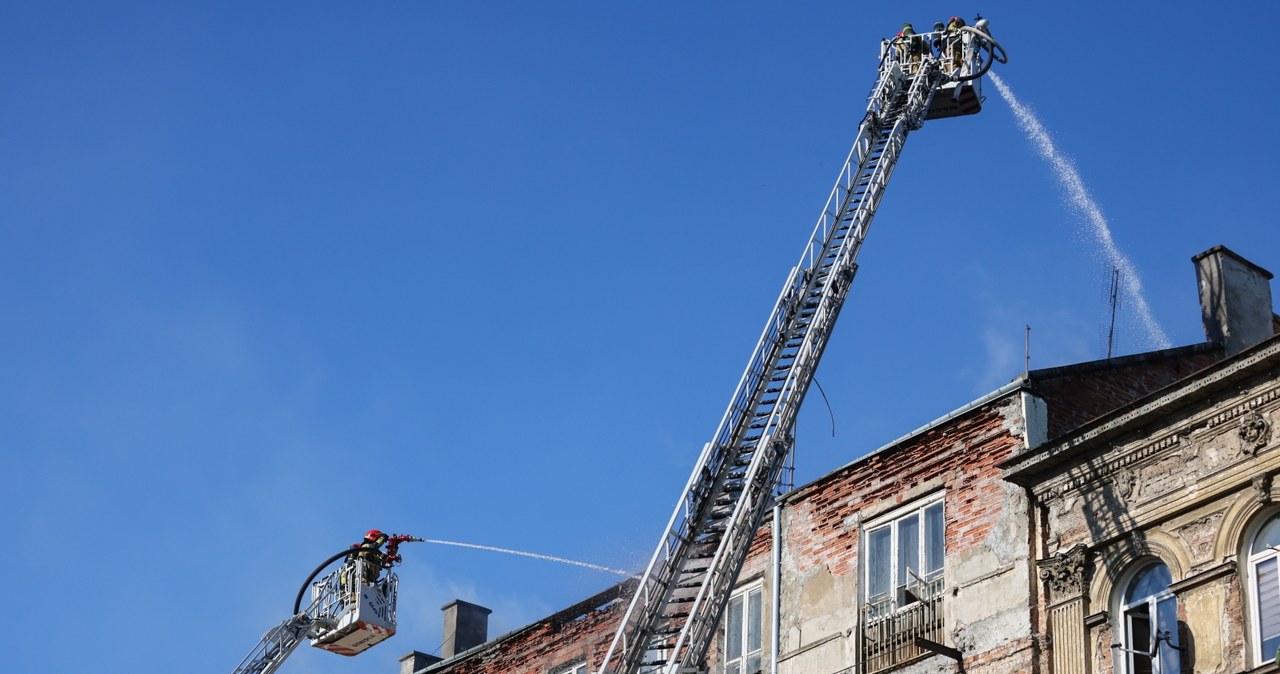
[1025,324,1031,378]
[1106,267,1120,359]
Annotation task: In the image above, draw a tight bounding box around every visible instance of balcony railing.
[859,576,944,673]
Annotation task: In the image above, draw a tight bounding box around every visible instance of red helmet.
[365,529,385,540]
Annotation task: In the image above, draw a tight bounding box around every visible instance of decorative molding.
[1112,467,1137,503]
[1084,610,1109,629]
[1034,432,1186,500]
[1039,543,1091,602]
[1168,560,1236,595]
[1207,386,1280,430]
[1175,511,1227,563]
[1255,472,1274,504]
[1240,407,1273,455]
[1036,392,1279,501]
[1009,345,1280,481]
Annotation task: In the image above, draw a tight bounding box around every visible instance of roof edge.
[1003,333,1280,483]
[785,378,1029,504]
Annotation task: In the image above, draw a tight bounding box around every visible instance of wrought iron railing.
[859,576,944,673]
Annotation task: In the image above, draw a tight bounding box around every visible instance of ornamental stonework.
[1039,543,1091,602]
[1255,472,1273,503]
[1176,511,1225,563]
[1112,467,1137,504]
[1239,407,1273,456]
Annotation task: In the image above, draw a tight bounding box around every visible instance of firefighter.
[943,16,966,73]
[353,529,390,585]
[895,22,925,72]
[930,21,946,59]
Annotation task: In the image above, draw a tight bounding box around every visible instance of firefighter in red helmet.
[353,529,390,584]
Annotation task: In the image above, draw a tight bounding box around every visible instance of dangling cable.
[294,548,360,615]
[813,377,836,437]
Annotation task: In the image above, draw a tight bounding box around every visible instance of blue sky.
[4,2,1279,673]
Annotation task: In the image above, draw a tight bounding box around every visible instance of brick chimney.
[441,599,492,658]
[1193,245,1276,357]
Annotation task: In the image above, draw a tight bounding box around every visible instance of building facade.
[401,246,1278,674]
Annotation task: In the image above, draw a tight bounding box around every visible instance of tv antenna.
[1105,267,1122,359]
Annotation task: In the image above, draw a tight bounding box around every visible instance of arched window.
[1249,515,1280,663]
[1118,562,1180,674]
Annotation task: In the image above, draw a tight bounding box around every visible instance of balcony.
[859,576,944,673]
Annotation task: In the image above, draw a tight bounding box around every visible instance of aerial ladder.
[598,19,1006,674]
[231,532,422,674]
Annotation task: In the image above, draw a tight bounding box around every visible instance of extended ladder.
[232,612,316,674]
[599,27,996,674]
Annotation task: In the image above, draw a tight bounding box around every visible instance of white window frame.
[724,583,763,674]
[862,493,945,611]
[1249,515,1280,665]
[1116,561,1180,674]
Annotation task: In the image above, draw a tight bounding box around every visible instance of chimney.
[399,651,442,674]
[441,599,492,658]
[1193,245,1276,358]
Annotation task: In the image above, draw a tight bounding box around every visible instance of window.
[1250,515,1280,663]
[860,496,945,673]
[865,498,944,610]
[725,585,762,674]
[1118,562,1180,674]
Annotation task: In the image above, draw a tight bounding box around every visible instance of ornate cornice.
[1036,431,1187,501]
[1006,340,1280,482]
[1034,386,1279,501]
[1207,386,1280,431]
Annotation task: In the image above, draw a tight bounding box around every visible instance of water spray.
[421,539,638,578]
[987,71,1172,351]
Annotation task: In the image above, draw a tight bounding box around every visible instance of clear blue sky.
[4,2,1278,673]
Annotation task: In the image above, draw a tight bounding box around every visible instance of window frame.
[862,493,945,611]
[1116,560,1179,674]
[723,583,764,674]
[1248,514,1280,665]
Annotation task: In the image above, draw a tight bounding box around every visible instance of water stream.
[987,71,1172,351]
[420,539,638,578]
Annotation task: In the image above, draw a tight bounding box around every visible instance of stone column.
[1038,544,1092,674]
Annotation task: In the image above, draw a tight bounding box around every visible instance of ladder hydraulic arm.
[232,612,317,674]
[598,22,1004,674]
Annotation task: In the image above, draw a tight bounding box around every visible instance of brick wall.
[422,584,628,674]
[781,394,1022,571]
[1030,346,1221,439]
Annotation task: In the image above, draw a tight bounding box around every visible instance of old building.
[400,245,1278,674]
[1005,246,1280,674]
